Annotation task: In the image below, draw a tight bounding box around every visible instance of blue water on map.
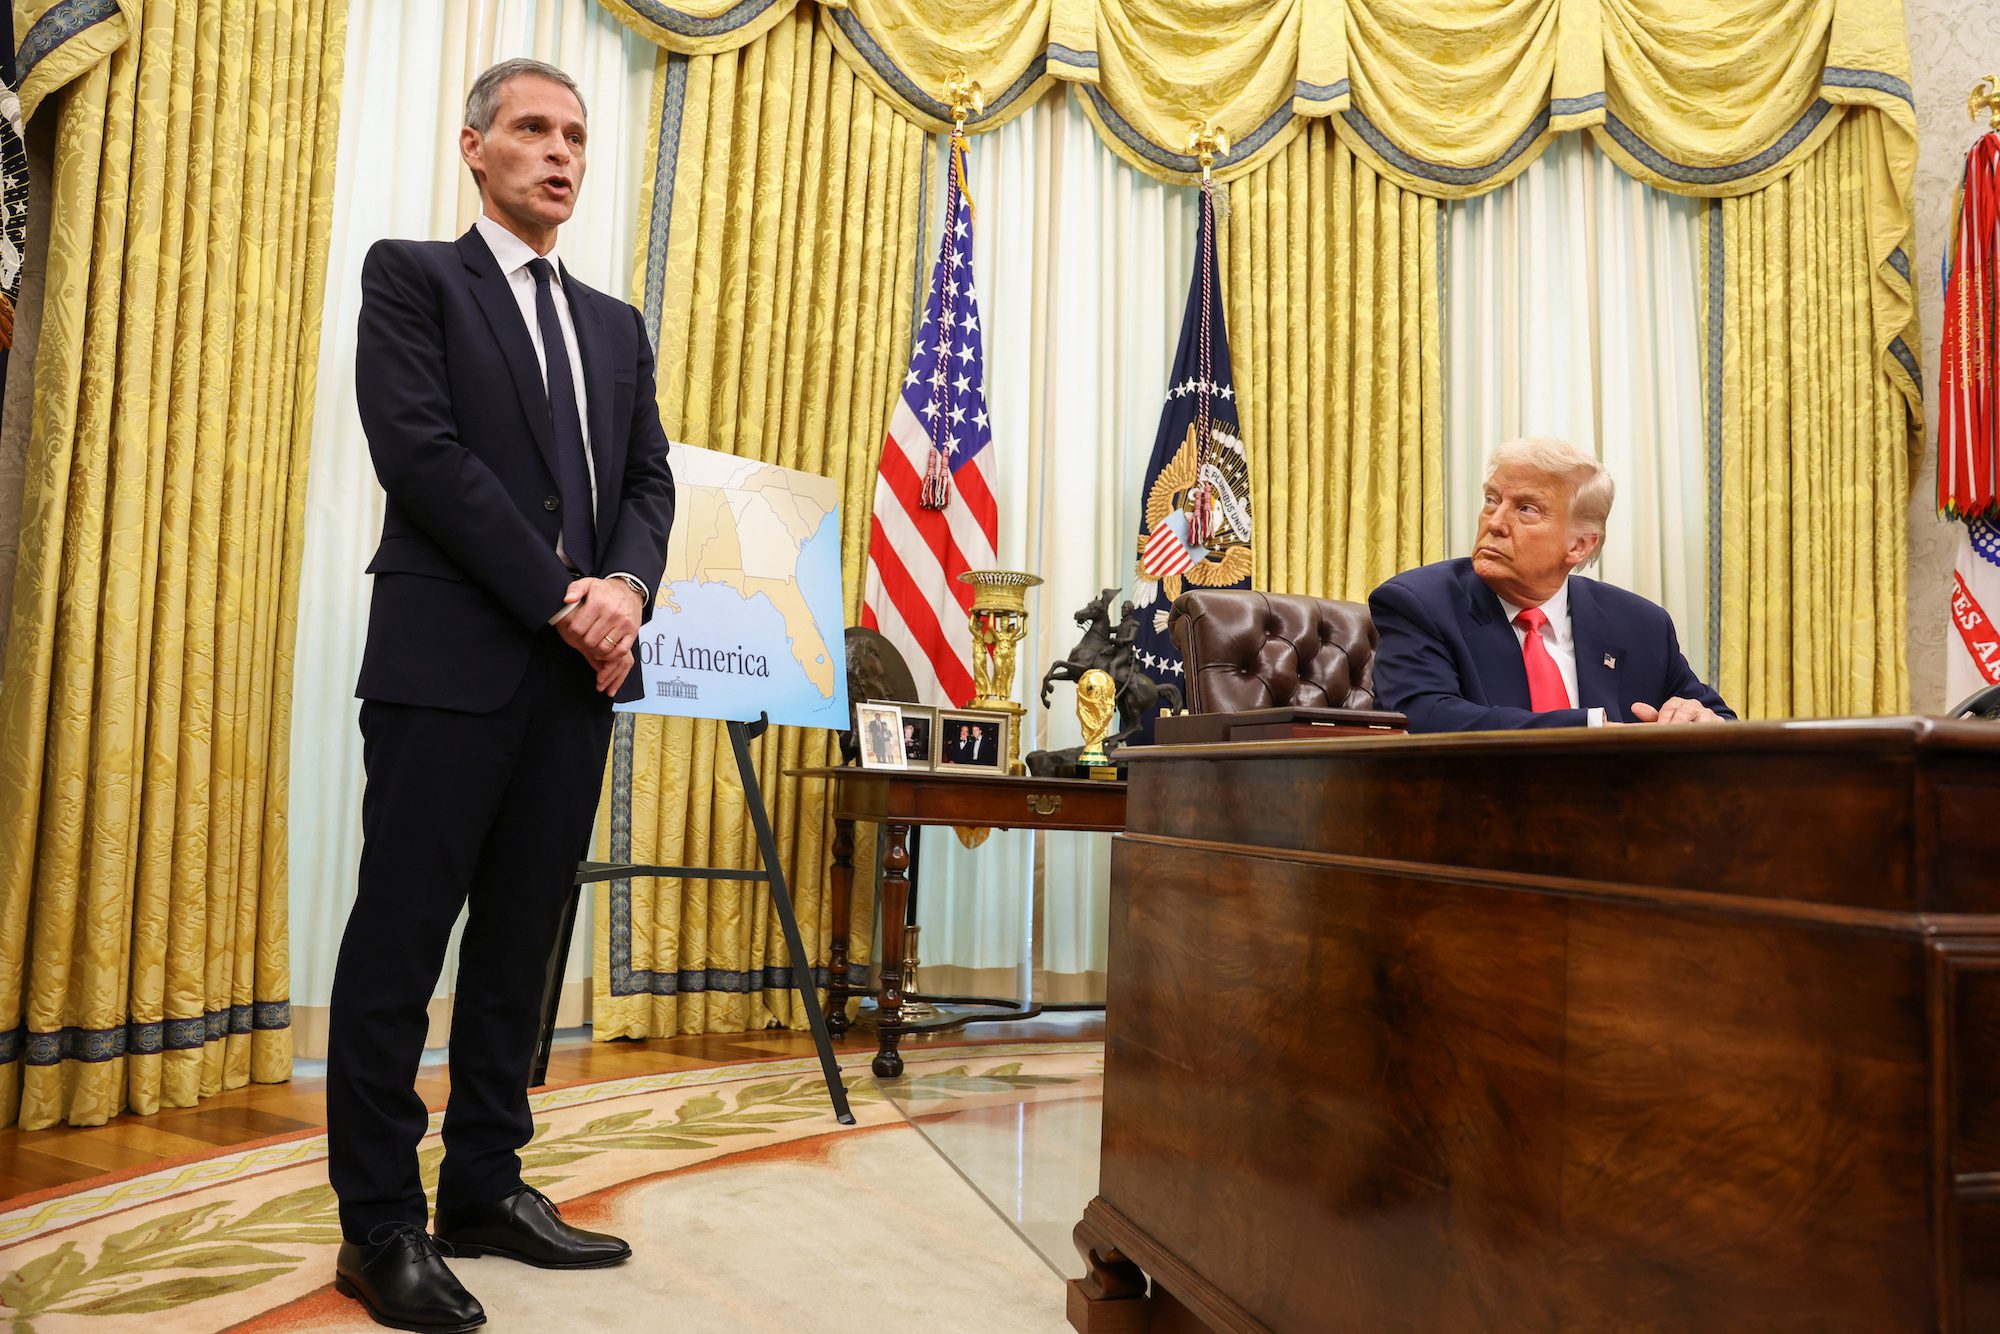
[623,507,848,731]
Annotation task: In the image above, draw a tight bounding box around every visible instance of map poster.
[618,444,849,731]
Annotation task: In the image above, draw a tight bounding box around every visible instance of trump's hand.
[1630,697,1726,725]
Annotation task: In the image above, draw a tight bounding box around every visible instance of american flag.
[862,133,998,706]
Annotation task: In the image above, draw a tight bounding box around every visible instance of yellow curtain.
[15,2,135,125]
[0,0,345,1129]
[597,0,1912,192]
[1226,122,1447,600]
[591,6,923,1038]
[1704,110,1910,717]
[597,0,1920,410]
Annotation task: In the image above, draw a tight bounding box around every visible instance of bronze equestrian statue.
[1030,589,1183,775]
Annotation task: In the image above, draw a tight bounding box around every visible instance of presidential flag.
[861,131,998,707]
[1130,183,1252,695]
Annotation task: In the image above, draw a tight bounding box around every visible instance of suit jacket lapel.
[1462,565,1533,709]
[455,229,563,486]
[1569,577,1625,714]
[561,268,621,536]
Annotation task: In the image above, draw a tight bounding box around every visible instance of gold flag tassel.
[922,71,986,511]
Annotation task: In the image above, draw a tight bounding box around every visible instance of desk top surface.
[1129,714,2000,764]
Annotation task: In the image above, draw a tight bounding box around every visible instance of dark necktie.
[527,257,595,572]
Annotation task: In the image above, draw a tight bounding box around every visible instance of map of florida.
[658,463,838,699]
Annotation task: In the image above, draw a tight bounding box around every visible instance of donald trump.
[1369,438,1733,732]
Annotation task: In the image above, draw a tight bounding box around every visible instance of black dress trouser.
[326,632,613,1244]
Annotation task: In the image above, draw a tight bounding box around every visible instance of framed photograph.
[891,703,939,770]
[935,708,1010,773]
[855,701,908,770]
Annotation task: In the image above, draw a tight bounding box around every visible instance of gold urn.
[958,569,1041,775]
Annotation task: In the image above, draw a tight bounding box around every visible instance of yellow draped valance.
[594,0,1912,194]
[598,0,1917,421]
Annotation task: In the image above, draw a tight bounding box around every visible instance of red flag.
[1939,134,2000,520]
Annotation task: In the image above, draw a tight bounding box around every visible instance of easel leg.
[826,815,854,1038]
[531,880,584,1088]
[873,820,911,1078]
[726,719,855,1125]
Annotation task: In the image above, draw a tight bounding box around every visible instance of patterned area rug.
[0,1043,1102,1332]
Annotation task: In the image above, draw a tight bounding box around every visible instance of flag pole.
[1182,122,1231,549]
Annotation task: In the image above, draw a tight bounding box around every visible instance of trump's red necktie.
[1513,607,1570,711]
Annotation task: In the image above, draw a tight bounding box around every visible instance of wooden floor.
[0,1013,1102,1203]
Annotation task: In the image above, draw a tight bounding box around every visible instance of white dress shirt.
[1496,578,1605,725]
[473,214,648,614]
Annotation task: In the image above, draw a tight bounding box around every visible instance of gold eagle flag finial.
[1971,75,2000,130]
[943,68,985,134]
[1185,122,1231,183]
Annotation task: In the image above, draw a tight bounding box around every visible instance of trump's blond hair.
[1484,437,1614,566]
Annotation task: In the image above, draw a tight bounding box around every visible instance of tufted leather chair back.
[1168,589,1380,713]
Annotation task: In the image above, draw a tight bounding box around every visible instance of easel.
[531,713,856,1125]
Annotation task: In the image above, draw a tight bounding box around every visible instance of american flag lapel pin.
[1603,653,1618,669]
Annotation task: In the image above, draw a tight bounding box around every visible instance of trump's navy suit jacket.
[1368,558,1733,733]
[353,228,676,711]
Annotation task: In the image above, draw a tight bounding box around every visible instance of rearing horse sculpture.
[1038,588,1183,744]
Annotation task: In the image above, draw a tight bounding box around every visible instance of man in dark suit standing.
[325,59,675,1332]
[1369,438,1731,733]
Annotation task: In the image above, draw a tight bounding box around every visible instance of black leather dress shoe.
[433,1185,631,1269]
[334,1222,485,1332]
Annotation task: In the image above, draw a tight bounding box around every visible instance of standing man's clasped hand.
[556,576,643,695]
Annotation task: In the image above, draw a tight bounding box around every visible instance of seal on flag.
[1138,417,1253,602]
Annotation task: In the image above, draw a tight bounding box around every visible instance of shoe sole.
[442,1241,632,1270]
[333,1274,487,1333]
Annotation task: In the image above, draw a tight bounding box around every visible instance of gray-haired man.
[325,58,674,1331]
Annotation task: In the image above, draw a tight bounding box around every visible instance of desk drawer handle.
[1027,793,1063,817]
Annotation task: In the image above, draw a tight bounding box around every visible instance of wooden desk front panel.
[1101,835,1936,1331]
[1133,725,2000,916]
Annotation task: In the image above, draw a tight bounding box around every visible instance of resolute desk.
[1070,719,2000,1333]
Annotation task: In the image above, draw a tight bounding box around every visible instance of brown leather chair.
[1168,588,1381,713]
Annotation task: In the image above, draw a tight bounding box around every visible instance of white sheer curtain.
[912,88,1197,1003]
[1445,134,1710,677]
[288,0,656,1059]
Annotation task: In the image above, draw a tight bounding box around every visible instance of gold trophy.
[1075,668,1117,779]
[959,569,1041,775]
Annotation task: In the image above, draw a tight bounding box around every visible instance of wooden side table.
[786,766,1127,1077]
